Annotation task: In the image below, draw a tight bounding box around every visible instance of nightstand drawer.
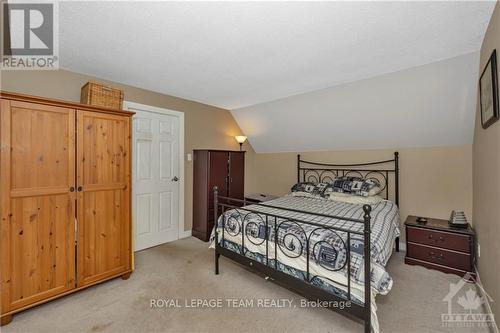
[407,243,472,271]
[407,226,471,253]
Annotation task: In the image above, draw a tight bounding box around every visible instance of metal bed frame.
[213,152,399,333]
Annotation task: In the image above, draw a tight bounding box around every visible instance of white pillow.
[367,186,382,197]
[327,193,384,205]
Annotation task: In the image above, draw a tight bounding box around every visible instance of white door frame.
[123,101,186,244]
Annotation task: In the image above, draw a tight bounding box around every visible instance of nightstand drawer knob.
[428,234,445,242]
[429,251,444,260]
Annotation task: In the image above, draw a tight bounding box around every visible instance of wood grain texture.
[10,101,73,189]
[1,99,13,315]
[1,100,76,313]
[1,93,133,323]
[77,111,131,287]
[0,314,12,326]
[9,194,75,310]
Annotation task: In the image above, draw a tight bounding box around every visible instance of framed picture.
[479,49,499,129]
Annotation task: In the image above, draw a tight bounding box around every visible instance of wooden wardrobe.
[0,92,134,325]
[192,150,245,241]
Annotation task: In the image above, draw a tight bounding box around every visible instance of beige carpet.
[2,237,492,333]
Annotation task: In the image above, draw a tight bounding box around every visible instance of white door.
[126,102,184,251]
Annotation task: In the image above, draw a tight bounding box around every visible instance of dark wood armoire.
[192,150,245,241]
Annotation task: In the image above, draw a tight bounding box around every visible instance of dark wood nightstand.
[405,215,475,278]
[245,193,279,204]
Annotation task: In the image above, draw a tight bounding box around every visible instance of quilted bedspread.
[210,195,400,296]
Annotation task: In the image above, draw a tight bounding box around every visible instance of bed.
[210,153,400,333]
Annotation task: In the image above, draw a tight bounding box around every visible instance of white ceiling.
[59,1,495,110]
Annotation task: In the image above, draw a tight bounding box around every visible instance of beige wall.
[246,145,473,240]
[0,69,473,240]
[473,2,500,324]
[0,69,256,232]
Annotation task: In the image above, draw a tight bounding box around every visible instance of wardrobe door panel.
[228,153,245,200]
[208,151,228,206]
[207,152,228,238]
[80,190,125,280]
[77,111,131,287]
[10,102,73,191]
[1,100,76,312]
[9,195,75,310]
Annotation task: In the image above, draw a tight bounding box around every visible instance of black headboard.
[297,152,399,206]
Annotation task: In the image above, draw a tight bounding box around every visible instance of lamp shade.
[235,136,247,144]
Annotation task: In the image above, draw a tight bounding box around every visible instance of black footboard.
[213,187,373,333]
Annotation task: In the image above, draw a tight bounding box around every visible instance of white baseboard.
[180,229,192,239]
[398,241,406,252]
[475,267,499,333]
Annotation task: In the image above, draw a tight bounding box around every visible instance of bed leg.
[363,205,372,333]
[365,319,371,333]
[395,237,400,252]
[215,250,220,275]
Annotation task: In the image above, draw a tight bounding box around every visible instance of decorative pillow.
[312,182,330,196]
[290,182,330,197]
[291,182,314,193]
[325,176,381,197]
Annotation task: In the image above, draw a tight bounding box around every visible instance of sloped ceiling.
[232,52,480,153]
[59,1,494,110]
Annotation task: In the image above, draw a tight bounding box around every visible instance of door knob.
[172,176,179,182]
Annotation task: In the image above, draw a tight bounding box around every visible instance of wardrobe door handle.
[77,186,83,192]
[69,187,75,192]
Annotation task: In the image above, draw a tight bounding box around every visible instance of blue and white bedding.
[209,194,400,333]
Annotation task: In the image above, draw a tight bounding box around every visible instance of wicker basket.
[81,81,124,110]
